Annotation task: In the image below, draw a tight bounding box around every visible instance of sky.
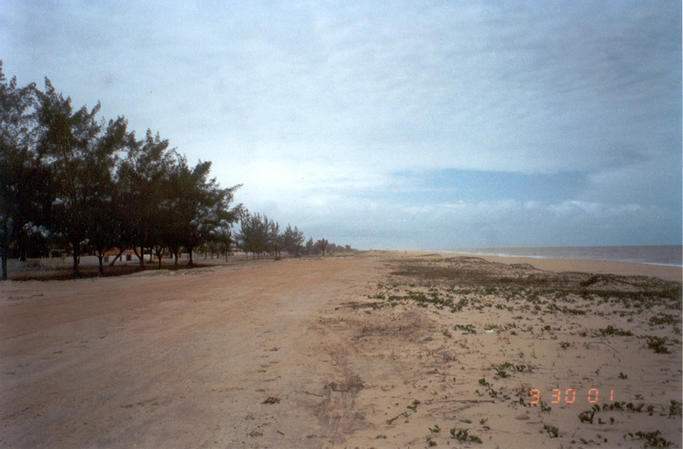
[1,1,680,249]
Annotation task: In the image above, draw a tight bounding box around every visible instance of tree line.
[233,212,351,259]
[0,63,354,280]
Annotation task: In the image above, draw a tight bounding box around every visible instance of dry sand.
[0,253,681,448]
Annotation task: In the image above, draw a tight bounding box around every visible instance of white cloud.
[1,1,679,248]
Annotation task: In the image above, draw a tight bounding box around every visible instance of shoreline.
[464,254,682,283]
[445,250,683,268]
[397,250,682,282]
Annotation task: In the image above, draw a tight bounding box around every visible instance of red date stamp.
[529,388,614,404]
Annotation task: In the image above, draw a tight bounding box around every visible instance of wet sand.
[0,252,681,448]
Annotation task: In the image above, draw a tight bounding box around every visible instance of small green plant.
[543,424,559,438]
[669,400,682,417]
[429,424,441,433]
[491,362,534,378]
[649,314,678,326]
[559,341,571,349]
[618,372,628,379]
[596,325,633,337]
[578,404,600,424]
[455,323,476,334]
[625,430,673,448]
[450,428,482,443]
[407,399,420,411]
[426,436,437,447]
[646,336,669,353]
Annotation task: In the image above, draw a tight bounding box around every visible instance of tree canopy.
[0,63,355,279]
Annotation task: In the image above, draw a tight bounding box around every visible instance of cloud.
[1,0,679,248]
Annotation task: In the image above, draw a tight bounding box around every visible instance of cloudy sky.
[1,1,680,249]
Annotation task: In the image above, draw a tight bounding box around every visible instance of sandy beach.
[0,252,681,448]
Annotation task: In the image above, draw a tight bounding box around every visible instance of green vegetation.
[649,314,678,326]
[491,362,534,378]
[646,336,670,354]
[371,256,681,445]
[450,428,482,443]
[543,424,559,438]
[454,323,476,334]
[625,431,673,448]
[595,325,633,337]
[0,64,356,279]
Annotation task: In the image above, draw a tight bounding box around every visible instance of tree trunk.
[97,252,104,276]
[1,250,6,281]
[1,217,8,281]
[109,249,124,267]
[72,242,80,274]
[188,248,194,266]
[135,246,145,267]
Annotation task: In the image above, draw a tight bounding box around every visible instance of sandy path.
[0,256,384,448]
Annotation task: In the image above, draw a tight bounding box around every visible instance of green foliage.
[595,325,633,337]
[646,336,669,353]
[1,63,355,278]
[449,428,482,443]
[282,224,304,256]
[649,314,678,326]
[0,65,51,279]
[543,424,559,438]
[454,323,476,334]
[625,430,673,448]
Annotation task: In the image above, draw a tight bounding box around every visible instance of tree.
[0,64,51,279]
[267,221,283,258]
[85,117,127,275]
[157,153,241,267]
[282,224,304,256]
[3,65,246,278]
[305,237,315,255]
[238,211,275,258]
[35,79,105,274]
[115,129,172,267]
[210,225,234,261]
[316,238,329,256]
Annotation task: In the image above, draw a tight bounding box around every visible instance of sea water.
[447,246,682,267]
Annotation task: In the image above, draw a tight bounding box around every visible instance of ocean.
[447,245,682,267]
